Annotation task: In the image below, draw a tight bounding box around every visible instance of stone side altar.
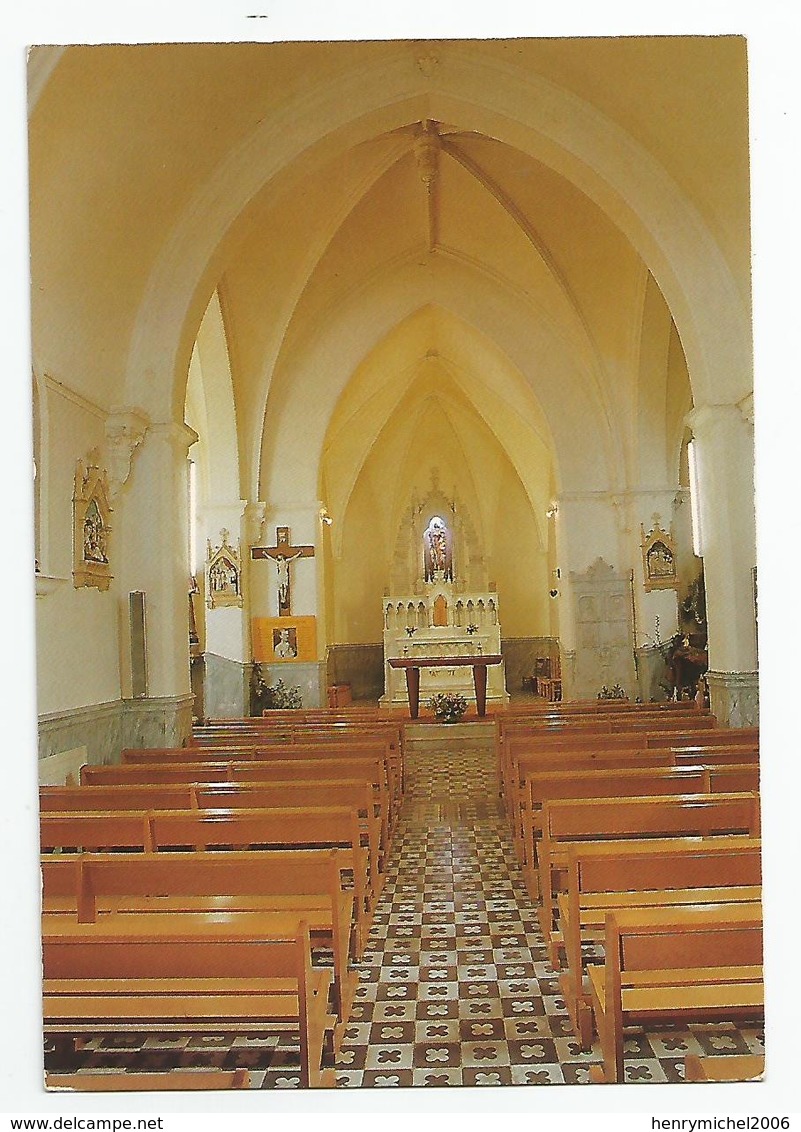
[380,583,509,709]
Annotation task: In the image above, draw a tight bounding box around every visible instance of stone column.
[686,398,758,725]
[117,419,198,745]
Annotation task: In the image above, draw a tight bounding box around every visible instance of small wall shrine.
[381,510,508,709]
[206,529,243,609]
[73,451,113,591]
[640,515,678,592]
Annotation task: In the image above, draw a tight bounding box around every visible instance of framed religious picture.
[206,529,243,609]
[640,518,678,592]
[72,451,113,591]
[252,615,317,663]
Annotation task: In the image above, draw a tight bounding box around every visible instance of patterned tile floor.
[44,730,764,1090]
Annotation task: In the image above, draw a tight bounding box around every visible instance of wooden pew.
[41,848,358,1036]
[587,905,763,1083]
[556,837,762,1047]
[533,792,761,936]
[191,718,407,787]
[683,1054,765,1082]
[44,771,390,858]
[193,781,385,866]
[41,805,374,954]
[505,748,678,850]
[108,756,393,851]
[42,914,336,1088]
[671,745,759,766]
[83,755,395,844]
[46,1069,252,1091]
[516,763,760,867]
[517,763,712,867]
[40,784,196,813]
[118,738,403,825]
[501,724,756,808]
[503,732,758,827]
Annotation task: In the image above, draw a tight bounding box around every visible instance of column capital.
[685,399,753,438]
[148,420,199,456]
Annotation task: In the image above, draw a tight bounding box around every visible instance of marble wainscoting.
[257,661,326,709]
[202,652,250,719]
[38,699,122,773]
[326,644,384,702]
[121,694,195,751]
[635,644,671,703]
[706,671,759,728]
[38,693,194,780]
[500,637,559,695]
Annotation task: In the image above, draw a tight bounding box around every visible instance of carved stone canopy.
[641,515,678,592]
[206,528,243,608]
[73,450,113,591]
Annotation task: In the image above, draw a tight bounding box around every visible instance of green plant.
[597,683,627,700]
[251,664,303,712]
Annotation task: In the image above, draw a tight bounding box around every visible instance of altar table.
[388,654,504,719]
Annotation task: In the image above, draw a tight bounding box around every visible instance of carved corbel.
[244,501,268,547]
[737,392,755,428]
[105,407,149,498]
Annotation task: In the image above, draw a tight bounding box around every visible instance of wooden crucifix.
[250,526,315,616]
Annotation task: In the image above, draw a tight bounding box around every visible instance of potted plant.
[427,691,468,723]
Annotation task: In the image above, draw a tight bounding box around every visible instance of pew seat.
[46,1069,252,1091]
[683,1054,765,1082]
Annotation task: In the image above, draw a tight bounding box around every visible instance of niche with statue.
[380,475,508,709]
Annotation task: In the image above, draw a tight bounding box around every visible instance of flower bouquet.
[427,690,468,723]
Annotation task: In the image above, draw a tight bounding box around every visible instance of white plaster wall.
[35,385,121,714]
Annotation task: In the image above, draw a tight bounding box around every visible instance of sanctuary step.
[402,720,497,755]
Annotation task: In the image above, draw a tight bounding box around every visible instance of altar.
[380,584,509,710]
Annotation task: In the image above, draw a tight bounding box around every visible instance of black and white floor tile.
[44,730,764,1089]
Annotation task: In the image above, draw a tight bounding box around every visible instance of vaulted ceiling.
[29,37,749,507]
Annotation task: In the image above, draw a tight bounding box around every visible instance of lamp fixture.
[545,502,558,519]
[319,506,333,526]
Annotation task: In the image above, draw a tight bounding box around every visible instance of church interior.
[26,35,771,1097]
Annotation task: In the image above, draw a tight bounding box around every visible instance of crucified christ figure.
[275,551,303,610]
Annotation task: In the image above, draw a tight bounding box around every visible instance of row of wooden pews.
[496,700,763,1084]
[39,708,406,1090]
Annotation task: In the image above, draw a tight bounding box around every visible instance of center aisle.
[335,726,597,1087]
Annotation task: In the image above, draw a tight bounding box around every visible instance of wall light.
[319,506,333,526]
[545,503,558,519]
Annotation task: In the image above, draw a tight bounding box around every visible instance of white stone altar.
[380,583,509,709]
